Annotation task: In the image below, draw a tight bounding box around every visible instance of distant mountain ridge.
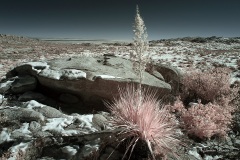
[1,34,240,44]
[150,36,240,44]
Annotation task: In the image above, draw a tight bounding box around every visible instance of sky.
[0,0,240,40]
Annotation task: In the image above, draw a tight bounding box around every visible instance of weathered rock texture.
[5,55,180,113]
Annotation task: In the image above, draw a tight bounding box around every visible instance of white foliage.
[131,5,150,86]
[131,5,150,103]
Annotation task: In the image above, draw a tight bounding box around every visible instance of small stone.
[11,131,32,140]
[225,136,233,146]
[32,131,53,138]
[1,108,45,122]
[234,139,240,147]
[29,121,42,132]
[35,106,67,118]
[92,114,107,130]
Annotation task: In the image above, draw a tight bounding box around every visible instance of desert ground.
[0,34,240,159]
[0,35,239,82]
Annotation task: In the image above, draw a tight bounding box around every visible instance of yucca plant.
[105,5,184,160]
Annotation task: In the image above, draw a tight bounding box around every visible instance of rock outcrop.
[154,63,182,95]
[4,55,179,113]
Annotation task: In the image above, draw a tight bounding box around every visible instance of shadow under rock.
[35,83,109,115]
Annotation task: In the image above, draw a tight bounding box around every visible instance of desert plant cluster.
[106,68,239,159]
[102,6,240,160]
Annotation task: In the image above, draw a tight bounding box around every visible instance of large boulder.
[154,63,182,95]
[6,56,173,112]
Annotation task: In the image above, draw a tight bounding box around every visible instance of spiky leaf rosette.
[106,85,181,159]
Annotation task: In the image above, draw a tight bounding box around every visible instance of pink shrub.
[174,67,239,140]
[180,67,233,104]
[106,85,182,159]
[170,99,233,140]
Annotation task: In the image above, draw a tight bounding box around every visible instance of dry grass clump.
[106,85,182,160]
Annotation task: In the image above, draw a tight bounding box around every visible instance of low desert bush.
[169,98,234,140]
[106,85,182,159]
[175,66,240,140]
[180,67,237,105]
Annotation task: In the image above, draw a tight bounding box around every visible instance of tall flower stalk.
[131,5,150,104]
